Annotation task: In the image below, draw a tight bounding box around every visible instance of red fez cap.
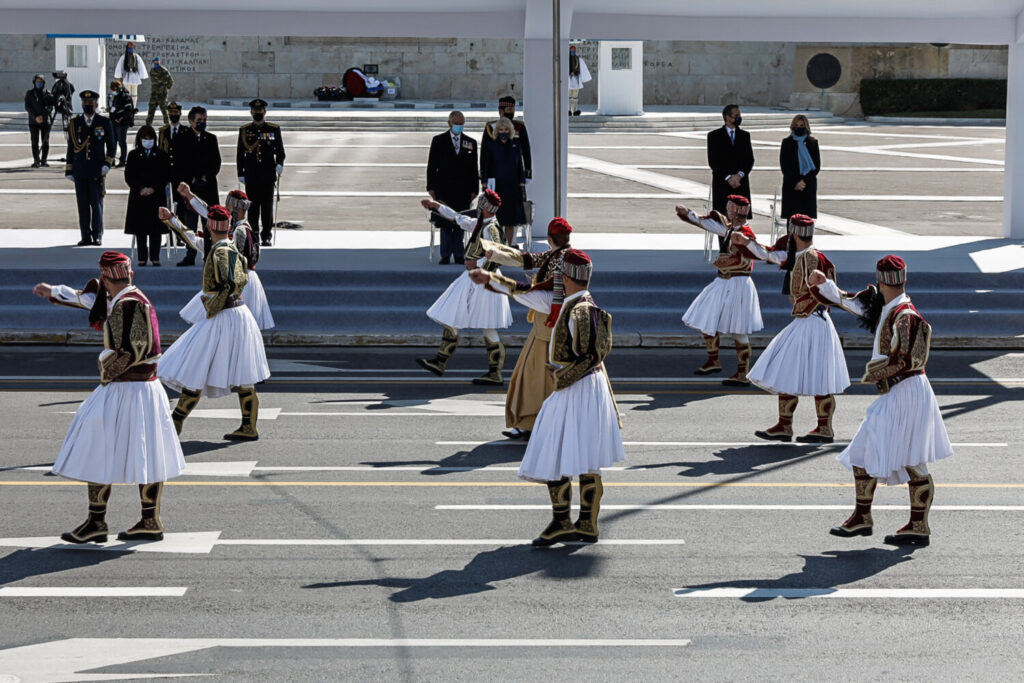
[876,254,907,285]
[228,190,248,201]
[99,250,132,280]
[562,248,593,281]
[483,188,501,207]
[547,217,573,235]
[207,204,232,231]
[790,214,814,227]
[726,194,750,207]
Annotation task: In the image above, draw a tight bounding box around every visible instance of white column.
[1003,41,1024,239]
[523,0,570,238]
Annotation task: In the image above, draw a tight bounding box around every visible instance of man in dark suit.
[158,102,190,225]
[175,106,221,266]
[25,74,54,168]
[237,98,286,246]
[707,104,754,213]
[65,90,114,246]
[426,111,479,264]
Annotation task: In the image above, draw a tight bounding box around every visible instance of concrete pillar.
[523,0,570,238]
[1003,41,1024,239]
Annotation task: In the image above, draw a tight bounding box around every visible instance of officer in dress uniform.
[159,102,191,239]
[237,98,285,246]
[65,90,114,246]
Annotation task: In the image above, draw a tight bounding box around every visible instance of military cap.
[167,101,182,114]
[498,95,516,105]
[79,90,99,101]
[248,98,268,108]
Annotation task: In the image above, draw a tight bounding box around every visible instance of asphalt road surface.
[0,346,1021,681]
[0,123,1006,236]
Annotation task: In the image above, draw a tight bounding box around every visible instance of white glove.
[238,176,245,185]
[487,178,495,191]
[101,165,109,177]
[524,178,532,186]
[275,165,283,176]
[65,175,74,182]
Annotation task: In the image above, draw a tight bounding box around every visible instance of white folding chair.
[519,200,534,252]
[769,189,786,244]
[429,216,437,262]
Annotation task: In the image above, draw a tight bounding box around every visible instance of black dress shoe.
[438,258,450,265]
[261,239,272,247]
[76,239,92,247]
[176,258,195,267]
[41,161,50,167]
[31,161,40,168]
[93,238,102,246]
[137,261,147,267]
[151,261,161,267]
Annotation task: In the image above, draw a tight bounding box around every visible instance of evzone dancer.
[476,217,575,440]
[674,194,763,385]
[505,249,624,546]
[811,255,952,546]
[33,251,185,543]
[733,214,850,443]
[166,183,275,330]
[416,189,512,386]
[158,204,271,441]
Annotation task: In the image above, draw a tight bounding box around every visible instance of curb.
[2,329,1021,350]
[865,115,1005,126]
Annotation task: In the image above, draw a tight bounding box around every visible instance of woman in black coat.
[480,117,527,244]
[124,125,172,266]
[779,114,821,219]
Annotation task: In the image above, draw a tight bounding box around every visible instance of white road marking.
[0,533,681,553]
[674,588,1024,599]
[437,504,1024,511]
[569,152,910,237]
[55,408,282,420]
[0,532,222,554]
[0,638,690,683]
[0,587,187,597]
[435,441,1007,448]
[16,462,258,477]
[216,539,686,546]
[818,145,1003,166]
[629,165,1002,172]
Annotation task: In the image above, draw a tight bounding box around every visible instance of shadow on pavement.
[303,543,593,602]
[361,441,526,475]
[674,546,919,602]
[0,546,124,586]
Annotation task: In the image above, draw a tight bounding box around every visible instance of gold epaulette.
[265,122,280,128]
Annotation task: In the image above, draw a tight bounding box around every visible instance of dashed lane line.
[437,504,1024,511]
[674,588,1024,599]
[1,481,1023,488]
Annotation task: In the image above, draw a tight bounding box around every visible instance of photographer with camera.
[25,74,54,168]
[50,70,75,142]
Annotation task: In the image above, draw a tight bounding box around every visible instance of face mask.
[498,132,511,142]
[34,81,43,90]
[169,115,181,124]
[732,115,742,127]
[195,121,207,132]
[451,124,464,135]
[127,48,133,53]
[793,127,807,137]
[252,112,265,122]
[82,104,95,115]
[141,139,155,150]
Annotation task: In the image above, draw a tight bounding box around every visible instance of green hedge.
[859,78,1006,115]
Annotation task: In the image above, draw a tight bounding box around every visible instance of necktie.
[729,129,735,145]
[453,135,460,155]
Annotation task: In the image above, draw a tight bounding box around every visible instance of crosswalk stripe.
[674,588,1024,599]
[216,539,685,546]
[436,504,1024,511]
[0,587,187,597]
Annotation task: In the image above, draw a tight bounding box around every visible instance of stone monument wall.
[0,35,1007,116]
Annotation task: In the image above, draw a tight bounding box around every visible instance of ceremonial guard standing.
[475,217,575,440]
[734,214,850,443]
[33,251,185,543]
[164,185,274,330]
[158,205,271,441]
[416,189,512,385]
[811,256,952,547]
[66,90,114,247]
[237,98,286,246]
[514,250,624,546]
[674,195,763,385]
